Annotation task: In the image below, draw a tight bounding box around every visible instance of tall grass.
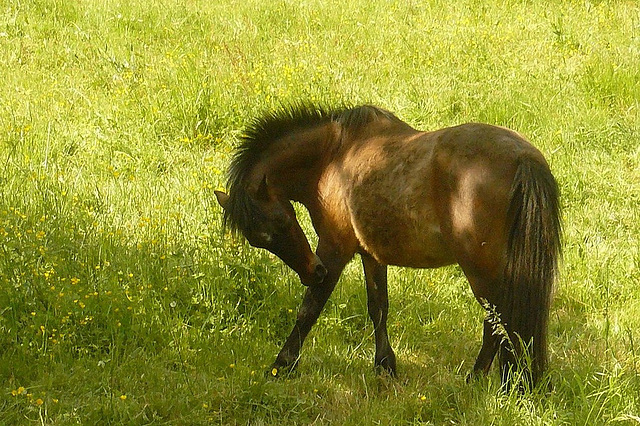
[1,0,639,423]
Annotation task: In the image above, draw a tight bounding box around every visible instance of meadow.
[1,0,639,424]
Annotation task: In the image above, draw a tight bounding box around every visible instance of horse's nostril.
[314,264,328,281]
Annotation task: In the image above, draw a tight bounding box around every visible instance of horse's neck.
[263,123,338,203]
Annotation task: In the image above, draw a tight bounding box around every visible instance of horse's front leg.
[270,247,349,377]
[362,253,396,376]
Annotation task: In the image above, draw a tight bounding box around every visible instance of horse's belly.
[351,207,455,268]
[374,233,454,268]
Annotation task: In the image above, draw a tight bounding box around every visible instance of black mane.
[222,104,402,232]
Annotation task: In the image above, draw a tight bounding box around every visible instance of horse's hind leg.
[362,253,396,376]
[467,317,500,382]
[454,254,506,383]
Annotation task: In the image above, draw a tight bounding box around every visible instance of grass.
[1,0,639,423]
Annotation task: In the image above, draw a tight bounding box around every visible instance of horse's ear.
[214,190,230,210]
[256,174,270,201]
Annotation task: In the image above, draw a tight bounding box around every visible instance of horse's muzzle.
[301,255,327,286]
[313,262,328,283]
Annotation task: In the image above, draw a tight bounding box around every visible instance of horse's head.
[215,176,327,286]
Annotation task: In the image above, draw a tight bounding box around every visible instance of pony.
[215,104,561,389]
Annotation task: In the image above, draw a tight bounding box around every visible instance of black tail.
[500,156,562,388]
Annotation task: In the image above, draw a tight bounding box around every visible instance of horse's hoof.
[466,371,480,384]
[375,365,397,378]
[375,354,397,377]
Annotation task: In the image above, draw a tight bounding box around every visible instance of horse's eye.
[244,229,273,248]
[257,232,273,245]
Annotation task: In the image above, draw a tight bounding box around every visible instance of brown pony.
[215,104,561,389]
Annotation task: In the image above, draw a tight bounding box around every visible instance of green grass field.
[1,0,639,424]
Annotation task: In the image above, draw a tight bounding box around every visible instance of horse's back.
[431,123,547,168]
